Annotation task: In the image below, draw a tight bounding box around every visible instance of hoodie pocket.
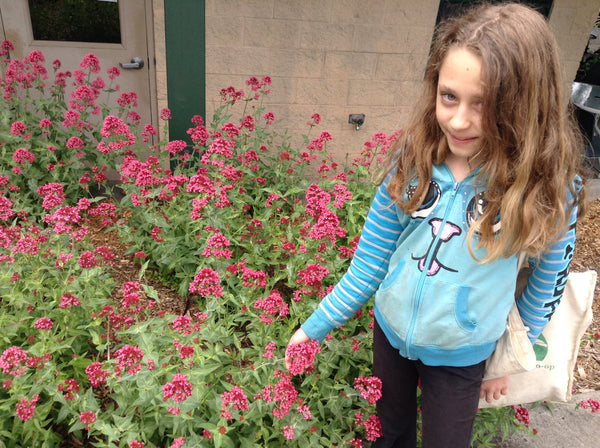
[412,279,477,349]
[375,259,412,341]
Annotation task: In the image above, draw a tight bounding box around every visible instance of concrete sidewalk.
[494,391,600,447]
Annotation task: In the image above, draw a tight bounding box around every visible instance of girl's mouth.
[450,134,477,145]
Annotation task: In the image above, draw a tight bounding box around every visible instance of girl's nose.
[449,106,471,130]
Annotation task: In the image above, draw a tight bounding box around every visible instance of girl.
[286,3,586,447]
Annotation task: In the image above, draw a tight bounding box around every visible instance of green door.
[164,0,206,161]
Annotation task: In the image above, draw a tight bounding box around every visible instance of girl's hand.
[480,376,510,403]
[285,328,310,370]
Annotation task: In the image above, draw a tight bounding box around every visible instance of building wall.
[152,0,168,143]
[204,0,439,161]
[156,0,597,162]
[549,0,599,87]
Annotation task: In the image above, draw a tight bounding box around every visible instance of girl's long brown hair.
[386,2,586,262]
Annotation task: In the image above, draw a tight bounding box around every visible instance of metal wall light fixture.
[348,113,365,131]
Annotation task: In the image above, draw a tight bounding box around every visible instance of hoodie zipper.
[404,172,461,359]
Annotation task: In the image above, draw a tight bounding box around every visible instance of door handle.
[119,57,144,69]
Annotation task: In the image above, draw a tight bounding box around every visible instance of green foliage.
[0,47,537,447]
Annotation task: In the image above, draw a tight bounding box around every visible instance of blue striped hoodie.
[301,163,578,367]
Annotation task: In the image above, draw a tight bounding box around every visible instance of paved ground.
[494,390,600,447]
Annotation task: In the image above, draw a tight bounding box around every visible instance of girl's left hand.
[480,376,510,403]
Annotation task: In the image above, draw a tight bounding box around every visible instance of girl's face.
[436,47,484,172]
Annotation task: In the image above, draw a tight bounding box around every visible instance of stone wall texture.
[156,0,599,162]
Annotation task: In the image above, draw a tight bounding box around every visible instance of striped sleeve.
[301,176,405,341]
[517,204,578,343]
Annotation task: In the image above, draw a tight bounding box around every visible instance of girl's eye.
[441,93,457,102]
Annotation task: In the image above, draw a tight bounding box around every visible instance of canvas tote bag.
[479,270,597,409]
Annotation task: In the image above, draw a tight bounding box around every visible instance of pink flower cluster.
[579,398,600,413]
[60,293,81,309]
[354,376,383,405]
[302,184,348,248]
[58,378,80,401]
[16,394,40,422]
[296,263,330,296]
[189,267,223,298]
[355,411,382,442]
[171,312,208,335]
[79,411,96,430]
[285,339,321,375]
[97,115,136,154]
[114,345,144,376]
[512,406,530,426]
[256,370,299,419]
[254,290,289,325]
[228,258,268,288]
[202,230,232,259]
[122,281,141,309]
[0,346,29,376]
[220,385,250,420]
[37,183,66,210]
[33,317,53,330]
[85,362,110,388]
[162,373,193,403]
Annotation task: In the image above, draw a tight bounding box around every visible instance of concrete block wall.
[204,0,440,162]
[549,0,599,87]
[151,0,168,143]
[150,0,598,163]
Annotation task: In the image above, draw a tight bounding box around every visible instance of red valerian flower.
[283,425,295,440]
[163,373,193,403]
[117,91,138,108]
[16,394,39,422]
[60,293,81,309]
[168,437,185,448]
[580,398,600,413]
[296,263,330,292]
[285,340,321,375]
[263,341,276,360]
[114,345,144,376]
[254,290,289,325]
[354,376,383,405]
[166,139,187,155]
[97,115,136,153]
[10,121,26,135]
[271,371,298,418]
[80,411,96,430]
[80,53,100,73]
[160,107,172,120]
[220,385,250,420]
[0,346,30,376]
[34,317,53,330]
[355,412,382,442]
[202,232,232,259]
[77,250,98,268]
[189,268,223,298]
[122,281,141,309]
[107,66,120,80]
[0,196,15,221]
[512,406,530,426]
[264,111,275,124]
[85,362,109,387]
[58,378,80,400]
[0,40,14,57]
[297,404,312,420]
[12,148,35,163]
